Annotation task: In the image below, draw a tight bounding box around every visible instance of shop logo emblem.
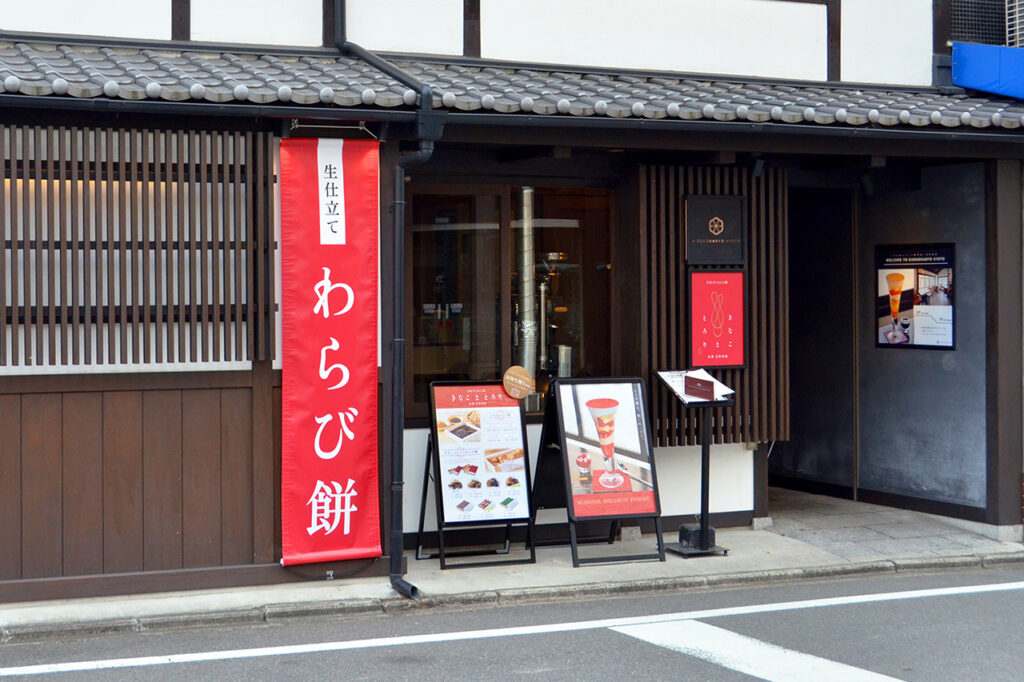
[708,216,724,236]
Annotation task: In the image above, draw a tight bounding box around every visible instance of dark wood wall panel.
[221,387,254,565]
[20,394,62,578]
[182,389,223,568]
[0,395,21,580]
[102,391,144,573]
[61,392,104,576]
[143,390,183,571]
[2,381,270,584]
[640,165,789,446]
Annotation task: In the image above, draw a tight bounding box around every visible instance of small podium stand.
[657,370,733,558]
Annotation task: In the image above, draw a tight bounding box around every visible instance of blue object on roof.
[952,41,1024,99]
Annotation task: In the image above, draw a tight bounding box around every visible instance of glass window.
[409,186,611,417]
[512,187,611,411]
[410,193,502,407]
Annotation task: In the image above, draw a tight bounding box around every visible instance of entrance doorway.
[770,187,857,497]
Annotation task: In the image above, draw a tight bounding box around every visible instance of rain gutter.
[334,0,446,602]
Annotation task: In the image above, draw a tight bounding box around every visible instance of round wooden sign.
[502,365,535,400]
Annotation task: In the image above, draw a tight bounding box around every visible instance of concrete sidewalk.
[2,489,1023,642]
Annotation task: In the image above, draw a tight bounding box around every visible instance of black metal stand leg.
[416,436,433,560]
[700,408,711,550]
[569,522,581,568]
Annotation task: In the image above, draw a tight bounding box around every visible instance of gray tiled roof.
[2,39,1024,131]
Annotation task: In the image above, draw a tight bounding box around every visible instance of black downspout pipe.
[334,0,444,600]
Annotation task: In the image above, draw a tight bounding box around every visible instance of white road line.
[2,579,1023,677]
[613,620,902,682]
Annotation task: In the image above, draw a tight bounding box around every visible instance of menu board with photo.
[430,382,532,525]
[875,243,955,349]
[554,379,661,521]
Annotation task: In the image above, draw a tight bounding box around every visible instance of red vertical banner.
[689,271,745,368]
[280,138,381,565]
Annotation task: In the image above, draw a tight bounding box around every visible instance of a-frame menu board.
[418,381,535,568]
[533,377,664,566]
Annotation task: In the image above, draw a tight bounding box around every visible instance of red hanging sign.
[280,138,381,565]
[689,271,745,368]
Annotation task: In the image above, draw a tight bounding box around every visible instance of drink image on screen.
[585,398,623,488]
[886,273,904,332]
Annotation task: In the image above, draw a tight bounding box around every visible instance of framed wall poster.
[875,243,955,349]
[689,270,745,368]
[554,378,661,521]
[429,382,532,526]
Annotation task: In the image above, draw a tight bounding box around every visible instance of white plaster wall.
[346,0,463,55]
[403,427,752,532]
[841,0,933,85]
[653,444,753,517]
[1,0,171,40]
[191,0,322,47]
[480,0,827,81]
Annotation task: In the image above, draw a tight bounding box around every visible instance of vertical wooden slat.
[142,129,152,363]
[154,131,167,363]
[70,127,80,364]
[21,393,62,578]
[102,390,144,573]
[83,129,94,364]
[32,127,43,364]
[187,131,198,362]
[8,127,19,365]
[177,130,187,362]
[46,127,58,365]
[198,130,210,362]
[117,128,128,364]
[654,167,667,444]
[136,129,146,362]
[221,387,253,565]
[210,131,222,362]
[232,132,244,361]
[244,131,256,360]
[740,170,752,442]
[182,389,222,567]
[636,166,649,410]
[262,132,274,361]
[18,127,29,365]
[164,130,175,362]
[58,128,70,364]
[0,395,22,579]
[61,392,103,576]
[1,126,8,366]
[105,128,116,364]
[143,390,183,570]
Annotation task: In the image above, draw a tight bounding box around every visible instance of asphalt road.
[3,566,1024,680]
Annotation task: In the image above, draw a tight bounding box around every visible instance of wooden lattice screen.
[639,165,789,446]
[0,126,275,368]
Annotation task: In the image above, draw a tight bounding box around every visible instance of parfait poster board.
[875,243,955,349]
[430,382,532,525]
[552,379,661,521]
[689,270,745,368]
